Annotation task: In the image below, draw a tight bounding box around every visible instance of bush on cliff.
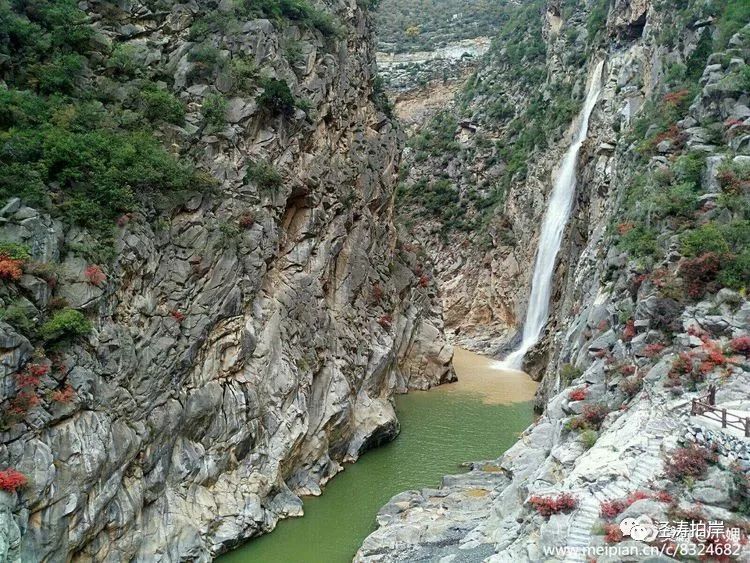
[0,469,28,492]
[40,309,92,343]
[529,493,577,517]
[664,445,717,483]
[258,78,296,117]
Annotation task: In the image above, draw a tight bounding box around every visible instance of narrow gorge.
[0,0,749,562]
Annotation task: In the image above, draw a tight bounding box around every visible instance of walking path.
[561,417,679,563]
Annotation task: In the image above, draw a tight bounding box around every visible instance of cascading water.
[503,61,604,370]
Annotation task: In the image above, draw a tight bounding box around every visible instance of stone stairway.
[560,417,678,562]
[562,497,600,563]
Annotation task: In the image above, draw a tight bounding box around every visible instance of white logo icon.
[620,515,658,542]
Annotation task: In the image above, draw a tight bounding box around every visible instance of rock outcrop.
[0,1,453,560]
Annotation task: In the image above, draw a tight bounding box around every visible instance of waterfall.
[502,61,604,370]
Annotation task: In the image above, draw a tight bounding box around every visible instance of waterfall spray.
[503,61,604,370]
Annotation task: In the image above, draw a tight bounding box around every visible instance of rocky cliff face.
[359,0,750,559]
[0,1,453,560]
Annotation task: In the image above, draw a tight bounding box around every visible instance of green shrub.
[279,0,340,36]
[32,53,85,94]
[188,12,236,40]
[680,223,730,257]
[581,430,598,449]
[719,248,750,290]
[218,220,241,246]
[189,43,222,66]
[234,0,341,37]
[245,160,282,189]
[653,181,700,219]
[686,31,712,80]
[371,75,393,117]
[586,0,609,39]
[620,226,659,257]
[258,78,296,116]
[107,44,141,77]
[716,0,750,48]
[40,309,91,342]
[0,242,30,260]
[560,364,583,385]
[230,58,258,92]
[202,94,227,127]
[665,62,687,86]
[140,87,185,125]
[673,152,704,185]
[0,303,36,336]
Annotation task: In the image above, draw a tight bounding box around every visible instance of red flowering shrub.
[378,314,393,329]
[687,325,706,338]
[651,124,685,150]
[0,253,23,281]
[644,343,665,358]
[568,403,610,432]
[238,212,254,229]
[529,493,577,517]
[582,404,609,428]
[618,364,636,376]
[600,491,655,520]
[654,490,674,504]
[629,490,650,502]
[623,319,636,341]
[372,283,383,303]
[51,385,75,404]
[679,253,721,298]
[717,169,745,193]
[604,523,623,543]
[663,89,691,105]
[568,387,588,401]
[418,274,430,288]
[725,118,745,128]
[600,499,628,518]
[0,469,27,492]
[27,364,49,378]
[705,343,726,366]
[9,391,39,415]
[16,363,46,389]
[620,375,643,398]
[694,340,728,378]
[84,265,106,286]
[665,445,714,482]
[617,222,635,235]
[730,336,750,357]
[170,310,185,323]
[668,352,697,387]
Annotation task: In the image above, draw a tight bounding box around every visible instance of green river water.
[220,348,536,562]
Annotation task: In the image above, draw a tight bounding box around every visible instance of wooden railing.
[691,386,750,437]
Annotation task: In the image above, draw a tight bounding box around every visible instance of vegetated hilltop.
[375,0,510,53]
